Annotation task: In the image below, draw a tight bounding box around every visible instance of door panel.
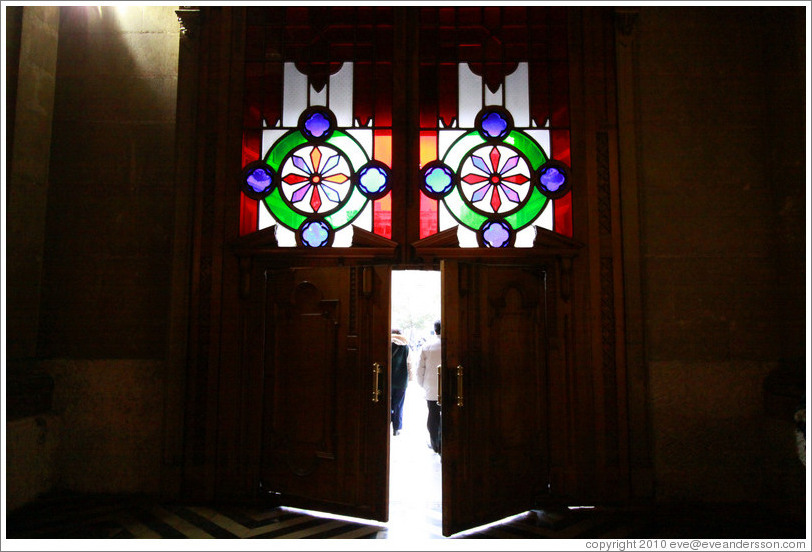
[260,265,390,522]
[442,260,550,536]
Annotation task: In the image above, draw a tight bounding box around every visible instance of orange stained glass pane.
[373,131,393,238]
[374,131,392,166]
[419,132,439,238]
[419,132,437,168]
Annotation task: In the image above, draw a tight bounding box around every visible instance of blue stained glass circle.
[481,112,508,139]
[305,113,330,138]
[540,167,565,191]
[536,160,571,199]
[300,220,332,247]
[240,161,277,200]
[420,161,456,199]
[475,106,514,142]
[355,160,391,200]
[478,220,514,248]
[298,107,337,142]
[247,167,273,193]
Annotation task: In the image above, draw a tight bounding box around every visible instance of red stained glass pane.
[374,192,392,239]
[240,129,262,235]
[419,64,438,128]
[244,62,264,128]
[551,60,570,128]
[551,129,570,165]
[242,129,261,168]
[420,194,438,239]
[438,63,458,128]
[554,194,572,237]
[374,63,393,127]
[240,194,259,237]
[551,129,572,237]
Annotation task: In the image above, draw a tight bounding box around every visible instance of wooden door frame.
[172,5,653,508]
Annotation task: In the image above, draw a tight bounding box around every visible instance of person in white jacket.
[417,320,442,454]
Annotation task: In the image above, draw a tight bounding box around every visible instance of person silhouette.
[390,329,410,436]
[417,320,442,454]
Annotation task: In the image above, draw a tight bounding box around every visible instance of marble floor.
[385,380,443,539]
[5,382,806,541]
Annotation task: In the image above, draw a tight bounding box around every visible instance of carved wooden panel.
[257,265,390,521]
[269,281,339,475]
[443,261,550,536]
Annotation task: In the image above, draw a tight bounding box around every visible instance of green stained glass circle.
[440,129,549,232]
[258,124,373,233]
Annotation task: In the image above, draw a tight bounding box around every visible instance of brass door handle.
[372,362,382,403]
[436,364,442,407]
[456,365,464,407]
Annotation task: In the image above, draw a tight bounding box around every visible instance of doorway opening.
[388,269,442,539]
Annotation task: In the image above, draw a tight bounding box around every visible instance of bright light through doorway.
[388,270,443,539]
[391,270,441,348]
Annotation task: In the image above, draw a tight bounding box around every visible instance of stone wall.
[6,6,181,508]
[635,7,806,507]
[45,360,166,494]
[39,5,179,359]
[6,6,60,358]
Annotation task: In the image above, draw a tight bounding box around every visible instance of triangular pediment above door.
[412,225,583,262]
[229,225,398,259]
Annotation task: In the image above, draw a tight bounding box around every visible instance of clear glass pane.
[505,62,530,127]
[283,62,308,127]
[458,63,480,128]
[484,83,501,106]
[330,63,354,127]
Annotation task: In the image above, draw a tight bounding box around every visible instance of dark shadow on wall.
[37,6,179,359]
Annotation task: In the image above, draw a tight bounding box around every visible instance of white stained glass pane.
[443,133,484,168]
[484,84,501,107]
[274,224,297,247]
[456,225,478,248]
[262,129,288,160]
[330,62,354,127]
[310,83,327,107]
[345,129,373,159]
[525,129,552,161]
[333,226,353,247]
[514,226,536,248]
[355,199,373,232]
[258,202,274,231]
[283,62,308,127]
[505,62,530,127]
[538,200,554,231]
[438,129,466,160]
[514,202,554,248]
[458,63,481,128]
[438,200,455,232]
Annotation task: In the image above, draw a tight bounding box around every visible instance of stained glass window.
[240,7,394,246]
[417,7,573,246]
[240,7,572,248]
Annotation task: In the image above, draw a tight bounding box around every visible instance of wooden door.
[258,264,391,522]
[441,260,551,536]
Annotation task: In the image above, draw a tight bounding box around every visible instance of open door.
[258,264,391,522]
[441,259,551,536]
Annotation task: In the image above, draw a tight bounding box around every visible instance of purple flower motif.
[282,146,349,213]
[461,146,529,213]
